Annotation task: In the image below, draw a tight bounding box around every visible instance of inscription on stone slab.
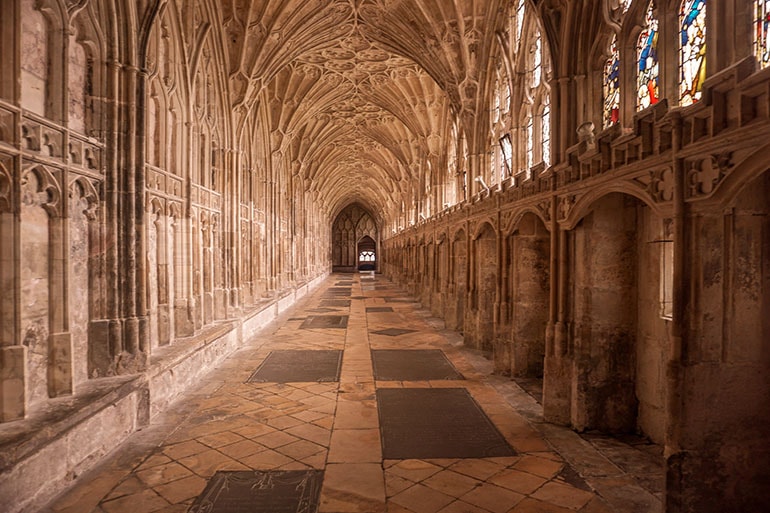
[377,388,516,459]
[372,349,464,381]
[248,350,343,383]
[189,470,323,513]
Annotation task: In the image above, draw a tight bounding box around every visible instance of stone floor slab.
[188,470,323,513]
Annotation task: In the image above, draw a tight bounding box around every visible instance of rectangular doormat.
[300,315,349,329]
[377,388,516,459]
[248,350,343,383]
[323,287,352,296]
[372,349,464,381]
[189,470,323,513]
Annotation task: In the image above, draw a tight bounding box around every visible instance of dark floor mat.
[248,350,342,383]
[320,299,351,308]
[372,349,464,381]
[377,388,516,459]
[189,470,323,513]
[323,287,352,296]
[366,307,394,313]
[371,328,416,337]
[300,315,349,329]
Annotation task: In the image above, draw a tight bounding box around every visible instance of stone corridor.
[43,274,663,513]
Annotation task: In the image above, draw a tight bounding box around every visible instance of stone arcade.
[0,1,768,512]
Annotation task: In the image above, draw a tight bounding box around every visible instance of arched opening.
[446,229,467,332]
[564,192,668,441]
[332,204,377,273]
[466,223,496,351]
[507,212,550,381]
[357,235,376,271]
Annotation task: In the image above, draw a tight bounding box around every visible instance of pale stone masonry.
[0,1,769,512]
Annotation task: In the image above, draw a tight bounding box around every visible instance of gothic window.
[541,101,551,167]
[603,35,621,128]
[757,0,770,69]
[637,1,660,109]
[490,56,511,182]
[679,0,706,106]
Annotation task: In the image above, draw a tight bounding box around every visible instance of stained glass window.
[541,102,550,167]
[603,35,621,128]
[679,0,706,106]
[757,0,770,69]
[637,1,660,109]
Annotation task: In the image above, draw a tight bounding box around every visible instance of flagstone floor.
[43,273,663,513]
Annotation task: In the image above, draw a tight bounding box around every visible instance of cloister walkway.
[44,273,662,513]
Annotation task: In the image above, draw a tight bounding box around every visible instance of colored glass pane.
[679,0,706,106]
[603,35,620,128]
[757,0,770,69]
[637,1,660,109]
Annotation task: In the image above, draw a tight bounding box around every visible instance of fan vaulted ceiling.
[218,0,500,226]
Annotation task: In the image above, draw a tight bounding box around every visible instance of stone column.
[47,198,74,397]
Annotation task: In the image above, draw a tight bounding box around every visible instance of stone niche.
[507,212,550,378]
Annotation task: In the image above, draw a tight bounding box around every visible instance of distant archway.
[357,235,376,270]
[332,203,378,272]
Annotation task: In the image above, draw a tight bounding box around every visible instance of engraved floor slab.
[248,350,343,383]
[372,349,464,381]
[189,470,323,513]
[377,388,516,459]
[300,315,349,329]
